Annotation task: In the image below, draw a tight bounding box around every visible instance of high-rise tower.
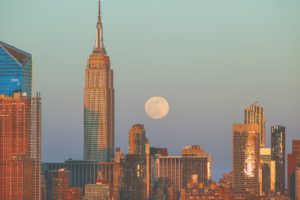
[232,124,260,198]
[244,102,265,147]
[0,42,41,200]
[128,124,146,161]
[84,0,114,161]
[271,125,285,194]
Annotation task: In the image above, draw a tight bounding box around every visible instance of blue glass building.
[0,41,32,97]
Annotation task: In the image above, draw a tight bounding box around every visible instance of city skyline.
[1,0,300,181]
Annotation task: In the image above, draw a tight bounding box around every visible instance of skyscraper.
[0,41,32,97]
[288,140,300,199]
[129,124,146,161]
[259,147,276,195]
[31,94,42,200]
[296,167,300,200]
[120,154,145,200]
[232,124,260,198]
[271,125,286,194]
[84,0,114,162]
[0,41,41,200]
[0,93,33,200]
[244,102,265,147]
[128,124,148,199]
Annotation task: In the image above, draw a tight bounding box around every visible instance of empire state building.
[84,0,114,161]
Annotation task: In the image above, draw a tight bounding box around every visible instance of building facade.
[296,167,300,200]
[84,0,114,162]
[0,41,32,97]
[288,140,300,199]
[232,124,260,198]
[44,169,70,200]
[85,183,110,200]
[156,145,211,191]
[43,160,114,189]
[244,102,265,147]
[259,147,276,195]
[271,125,286,194]
[0,93,32,200]
[129,124,146,161]
[120,154,145,200]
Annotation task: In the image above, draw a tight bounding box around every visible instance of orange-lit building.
[129,124,146,161]
[84,0,114,162]
[232,124,260,198]
[156,145,211,191]
[244,102,265,147]
[128,123,149,199]
[0,92,33,200]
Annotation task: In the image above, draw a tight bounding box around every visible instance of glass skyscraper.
[0,41,32,97]
[0,42,41,200]
[232,124,260,198]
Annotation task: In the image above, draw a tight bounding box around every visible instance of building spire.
[94,0,106,54]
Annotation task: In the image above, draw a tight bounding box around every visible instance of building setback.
[244,102,265,147]
[84,0,114,162]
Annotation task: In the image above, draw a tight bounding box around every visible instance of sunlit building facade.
[156,145,211,191]
[112,148,124,200]
[0,93,32,200]
[129,124,146,161]
[0,41,32,98]
[85,183,110,200]
[271,125,286,194]
[84,0,114,162]
[233,124,260,198]
[259,147,276,195]
[244,102,265,147]
[128,124,149,199]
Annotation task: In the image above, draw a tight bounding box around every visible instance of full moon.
[145,96,169,119]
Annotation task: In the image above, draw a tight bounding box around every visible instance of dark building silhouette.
[271,125,286,194]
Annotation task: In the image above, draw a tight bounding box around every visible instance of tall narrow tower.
[244,102,265,147]
[84,0,114,161]
[271,125,286,194]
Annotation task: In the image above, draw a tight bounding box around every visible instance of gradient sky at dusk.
[1,0,299,180]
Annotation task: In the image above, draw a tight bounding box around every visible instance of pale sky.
[1,0,299,180]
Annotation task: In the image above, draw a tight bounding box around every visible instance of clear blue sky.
[1,0,299,180]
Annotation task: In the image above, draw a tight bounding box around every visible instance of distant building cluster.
[0,0,300,200]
